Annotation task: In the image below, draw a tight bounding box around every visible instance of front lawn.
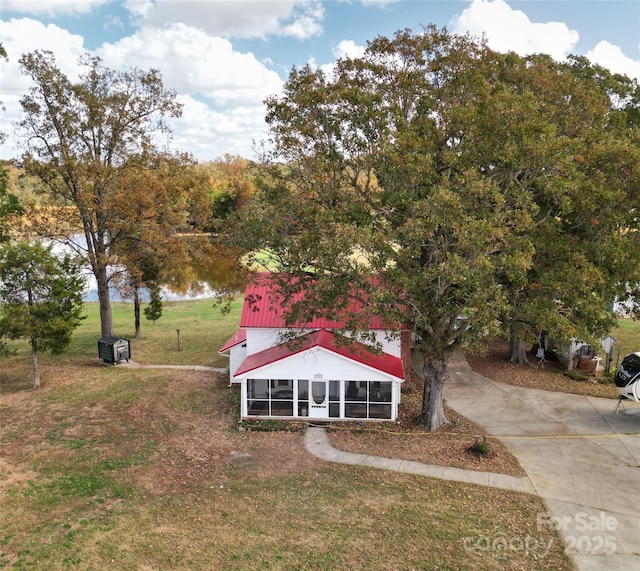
[0,300,574,570]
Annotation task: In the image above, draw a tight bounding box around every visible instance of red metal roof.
[233,329,404,379]
[239,274,387,330]
[218,329,247,354]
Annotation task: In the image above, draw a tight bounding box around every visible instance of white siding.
[372,331,401,356]
[246,328,286,355]
[228,343,247,383]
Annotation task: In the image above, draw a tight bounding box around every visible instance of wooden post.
[176,328,181,351]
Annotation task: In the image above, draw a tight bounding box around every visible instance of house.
[219,275,409,422]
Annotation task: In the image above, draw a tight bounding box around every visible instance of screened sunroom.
[232,329,404,422]
[244,378,395,420]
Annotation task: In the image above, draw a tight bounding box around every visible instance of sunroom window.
[329,380,340,418]
[345,381,392,419]
[246,379,393,420]
[247,379,293,416]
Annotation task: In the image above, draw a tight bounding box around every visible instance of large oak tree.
[235,27,637,430]
[17,50,184,337]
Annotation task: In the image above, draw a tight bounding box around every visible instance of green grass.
[613,318,640,363]
[83,297,244,366]
[0,297,577,570]
[0,368,571,571]
[2,297,244,376]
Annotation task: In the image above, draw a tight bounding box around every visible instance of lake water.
[49,235,233,302]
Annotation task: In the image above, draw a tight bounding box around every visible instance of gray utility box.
[98,336,131,365]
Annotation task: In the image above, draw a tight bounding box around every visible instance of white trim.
[233,345,403,383]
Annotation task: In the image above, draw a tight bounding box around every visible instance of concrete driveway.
[444,359,640,571]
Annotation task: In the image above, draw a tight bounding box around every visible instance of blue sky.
[1,0,639,162]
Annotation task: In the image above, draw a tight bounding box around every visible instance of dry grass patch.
[77,469,568,571]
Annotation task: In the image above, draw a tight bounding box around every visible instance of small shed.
[98,336,131,365]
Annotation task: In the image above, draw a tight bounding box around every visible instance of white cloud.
[360,0,398,6]
[123,0,153,20]
[95,22,286,160]
[0,18,86,91]
[450,1,640,82]
[95,24,283,108]
[2,0,110,17]
[103,14,125,32]
[587,41,640,81]
[168,95,268,160]
[450,0,579,61]
[123,0,325,40]
[280,14,323,40]
[332,39,366,60]
[0,17,282,161]
[316,39,366,77]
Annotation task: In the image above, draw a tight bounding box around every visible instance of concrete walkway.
[305,425,536,493]
[304,360,640,571]
[119,360,227,373]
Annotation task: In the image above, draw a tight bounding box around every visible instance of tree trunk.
[507,337,528,364]
[506,321,530,364]
[31,337,40,388]
[567,344,574,371]
[134,285,141,339]
[96,263,114,337]
[418,356,449,431]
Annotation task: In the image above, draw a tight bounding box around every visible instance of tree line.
[1,28,639,432]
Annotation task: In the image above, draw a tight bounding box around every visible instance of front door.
[309,379,329,418]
